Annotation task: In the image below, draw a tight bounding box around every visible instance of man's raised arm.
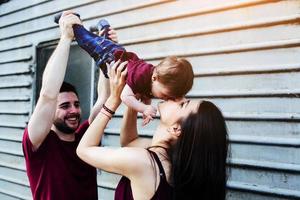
[27,11,81,150]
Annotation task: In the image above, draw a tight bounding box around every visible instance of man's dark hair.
[59,82,78,96]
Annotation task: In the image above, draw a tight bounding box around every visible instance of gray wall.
[0,0,299,199]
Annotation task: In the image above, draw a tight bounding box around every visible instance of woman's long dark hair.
[171,100,229,200]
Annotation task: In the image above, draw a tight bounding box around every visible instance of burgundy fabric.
[114,150,173,200]
[114,50,154,98]
[22,120,98,200]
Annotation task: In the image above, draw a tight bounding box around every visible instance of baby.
[56,14,194,125]
[116,52,194,125]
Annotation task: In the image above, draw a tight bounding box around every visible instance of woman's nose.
[174,97,186,103]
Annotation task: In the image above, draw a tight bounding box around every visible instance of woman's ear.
[167,124,182,137]
[152,70,158,81]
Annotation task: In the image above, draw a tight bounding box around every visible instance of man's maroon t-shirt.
[22,120,97,200]
[114,50,154,98]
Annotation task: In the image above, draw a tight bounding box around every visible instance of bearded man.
[22,11,117,200]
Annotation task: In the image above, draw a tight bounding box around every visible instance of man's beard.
[53,114,81,134]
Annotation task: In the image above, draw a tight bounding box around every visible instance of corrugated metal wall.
[0,0,299,199]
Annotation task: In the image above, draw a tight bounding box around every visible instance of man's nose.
[69,105,80,112]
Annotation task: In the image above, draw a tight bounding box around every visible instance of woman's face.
[158,98,199,126]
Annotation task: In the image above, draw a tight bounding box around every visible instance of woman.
[77,61,229,200]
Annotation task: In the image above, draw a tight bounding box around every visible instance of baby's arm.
[121,85,157,120]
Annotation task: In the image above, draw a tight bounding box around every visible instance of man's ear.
[168,124,182,137]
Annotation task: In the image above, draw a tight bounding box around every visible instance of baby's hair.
[155,56,194,98]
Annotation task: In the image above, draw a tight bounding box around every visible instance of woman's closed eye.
[180,100,190,108]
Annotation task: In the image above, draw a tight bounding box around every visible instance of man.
[22,11,116,200]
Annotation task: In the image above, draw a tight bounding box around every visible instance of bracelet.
[100,110,112,120]
[101,107,113,118]
[103,104,115,115]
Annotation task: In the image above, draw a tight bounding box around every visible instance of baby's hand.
[142,105,157,126]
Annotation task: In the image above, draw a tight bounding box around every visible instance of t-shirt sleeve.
[22,127,53,160]
[22,128,40,159]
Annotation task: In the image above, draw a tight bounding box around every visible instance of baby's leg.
[73,25,125,78]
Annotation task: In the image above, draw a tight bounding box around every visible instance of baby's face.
[151,80,172,100]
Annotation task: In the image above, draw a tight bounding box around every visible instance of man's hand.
[99,28,118,43]
[59,10,82,41]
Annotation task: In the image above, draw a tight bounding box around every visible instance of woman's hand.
[105,60,128,111]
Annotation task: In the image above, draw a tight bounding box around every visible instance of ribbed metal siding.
[0,0,299,199]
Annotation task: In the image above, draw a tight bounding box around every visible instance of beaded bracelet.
[103,104,115,115]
